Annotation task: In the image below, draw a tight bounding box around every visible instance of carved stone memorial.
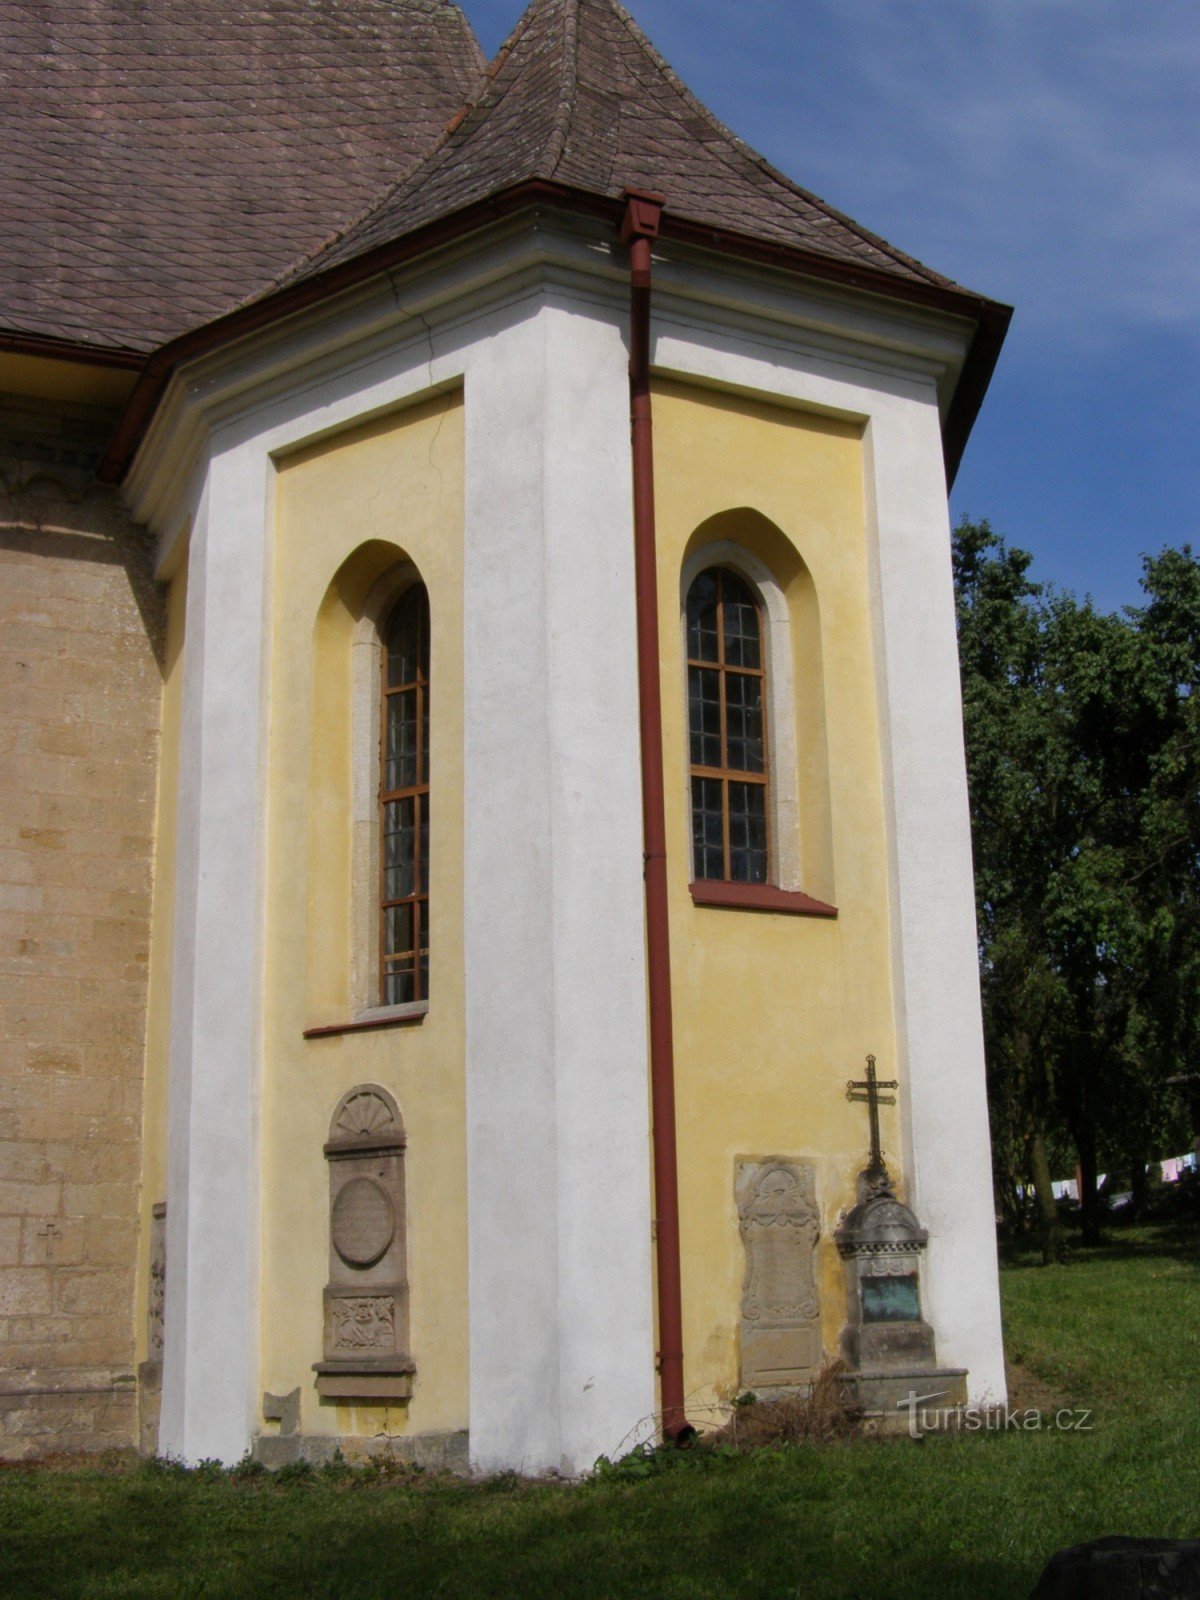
[138,1200,166,1454]
[836,1056,966,1424]
[313,1085,416,1401]
[736,1159,823,1394]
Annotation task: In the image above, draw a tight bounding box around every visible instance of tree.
[953,521,1199,1258]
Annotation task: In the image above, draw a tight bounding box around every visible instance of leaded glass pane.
[691,775,725,880]
[383,901,415,1005]
[722,572,761,669]
[385,688,419,792]
[385,588,425,688]
[725,670,764,773]
[686,570,720,662]
[384,963,416,1006]
[383,797,416,901]
[688,665,722,767]
[728,782,768,883]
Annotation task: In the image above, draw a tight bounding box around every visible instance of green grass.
[2,1222,1197,1600]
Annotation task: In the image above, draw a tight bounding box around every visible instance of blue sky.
[461,0,1198,614]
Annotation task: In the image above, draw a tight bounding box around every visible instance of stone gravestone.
[313,1085,415,1400]
[835,1057,965,1425]
[735,1160,822,1394]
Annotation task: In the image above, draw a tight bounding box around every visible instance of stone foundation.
[252,1428,470,1475]
[0,1369,138,1457]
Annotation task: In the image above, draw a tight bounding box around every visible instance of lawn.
[2,1222,1197,1600]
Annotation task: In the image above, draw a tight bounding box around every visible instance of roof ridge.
[542,0,582,181]
[603,0,952,289]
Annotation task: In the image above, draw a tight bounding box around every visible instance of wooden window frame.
[379,585,430,1009]
[687,566,772,885]
[681,550,838,921]
[302,565,433,1041]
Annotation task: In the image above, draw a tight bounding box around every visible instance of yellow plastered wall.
[652,380,901,1410]
[0,352,137,407]
[136,554,187,1368]
[264,390,466,1441]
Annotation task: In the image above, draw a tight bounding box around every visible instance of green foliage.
[1,1232,1196,1599]
[590,1437,717,1483]
[953,521,1199,1251]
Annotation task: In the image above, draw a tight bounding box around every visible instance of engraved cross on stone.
[846,1054,899,1190]
[37,1221,62,1256]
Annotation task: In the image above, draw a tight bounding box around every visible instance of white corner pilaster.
[541,303,656,1473]
[462,298,655,1475]
[160,439,269,1463]
[864,392,1007,1408]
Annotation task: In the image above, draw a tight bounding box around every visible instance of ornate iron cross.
[846,1054,898,1187]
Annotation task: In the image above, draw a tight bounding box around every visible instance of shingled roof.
[0,0,484,353]
[3,0,1009,482]
[279,0,959,294]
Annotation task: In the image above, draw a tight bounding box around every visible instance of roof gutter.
[92,180,1009,489]
[0,329,146,370]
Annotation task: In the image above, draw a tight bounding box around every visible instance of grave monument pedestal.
[836,1057,967,1430]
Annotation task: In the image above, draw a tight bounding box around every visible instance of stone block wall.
[0,390,162,1456]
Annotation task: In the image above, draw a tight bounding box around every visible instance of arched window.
[380,585,430,1005]
[686,567,769,883]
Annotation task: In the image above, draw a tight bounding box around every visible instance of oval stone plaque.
[331,1177,395,1268]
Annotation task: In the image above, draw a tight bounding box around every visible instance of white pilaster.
[864,393,1007,1408]
[541,303,656,1473]
[462,300,655,1474]
[160,440,269,1462]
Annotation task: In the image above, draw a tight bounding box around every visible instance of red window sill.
[303,1006,427,1040]
[689,880,838,918]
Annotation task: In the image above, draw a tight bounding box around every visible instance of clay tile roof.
[279,0,962,294]
[0,0,485,353]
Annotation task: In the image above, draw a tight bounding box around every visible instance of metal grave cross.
[846,1054,899,1184]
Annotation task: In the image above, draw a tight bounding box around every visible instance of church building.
[0,0,1010,1472]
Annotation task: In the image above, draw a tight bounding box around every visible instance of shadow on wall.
[1,471,167,672]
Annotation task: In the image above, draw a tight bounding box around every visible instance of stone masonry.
[0,390,162,1456]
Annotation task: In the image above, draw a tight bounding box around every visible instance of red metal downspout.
[621,188,692,1444]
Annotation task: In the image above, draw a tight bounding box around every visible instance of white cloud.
[736,0,1200,349]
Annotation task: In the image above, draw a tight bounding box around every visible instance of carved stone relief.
[147,1200,166,1360]
[325,1295,397,1353]
[314,1086,415,1401]
[736,1160,823,1393]
[138,1200,167,1454]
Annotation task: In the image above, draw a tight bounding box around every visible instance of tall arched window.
[381,585,430,1005]
[686,567,769,883]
